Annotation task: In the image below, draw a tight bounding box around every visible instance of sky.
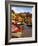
[11,7,32,13]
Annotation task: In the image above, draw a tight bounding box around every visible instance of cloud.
[11,7,32,13]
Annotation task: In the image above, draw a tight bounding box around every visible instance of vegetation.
[10,10,32,25]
